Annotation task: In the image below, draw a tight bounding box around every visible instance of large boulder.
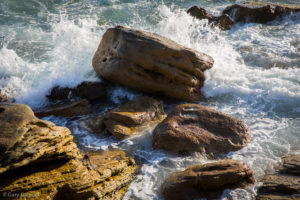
[162,159,255,200]
[92,26,214,101]
[222,2,300,24]
[152,104,251,157]
[187,6,234,30]
[103,96,166,140]
[48,81,108,102]
[257,154,300,200]
[35,99,92,118]
[0,103,137,200]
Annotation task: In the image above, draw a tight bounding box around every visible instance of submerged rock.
[92,26,214,101]
[152,104,251,157]
[222,2,300,24]
[48,81,108,101]
[187,6,234,30]
[103,96,166,140]
[35,99,92,118]
[162,159,255,200]
[0,103,137,200]
[257,154,300,200]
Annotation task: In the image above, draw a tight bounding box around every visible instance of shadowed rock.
[48,81,108,102]
[35,99,92,118]
[153,104,251,157]
[187,6,234,30]
[222,2,300,24]
[162,159,255,200]
[92,26,214,101]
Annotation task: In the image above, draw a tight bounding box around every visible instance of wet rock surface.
[162,159,255,200]
[257,154,300,200]
[223,2,300,24]
[103,96,166,140]
[187,6,234,30]
[35,99,92,118]
[0,103,137,200]
[152,104,251,157]
[92,26,214,101]
[48,81,108,102]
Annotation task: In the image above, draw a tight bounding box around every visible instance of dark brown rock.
[48,81,108,101]
[162,159,255,200]
[35,99,92,118]
[92,26,214,101]
[187,6,234,30]
[222,2,300,24]
[257,194,300,200]
[152,104,251,157]
[103,96,166,140]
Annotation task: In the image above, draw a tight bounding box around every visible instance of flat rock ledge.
[152,104,251,157]
[162,159,255,200]
[256,154,300,200]
[0,103,137,200]
[92,26,214,101]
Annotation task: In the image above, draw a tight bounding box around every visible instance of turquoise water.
[0,0,300,199]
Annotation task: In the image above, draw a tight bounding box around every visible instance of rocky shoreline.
[1,1,300,200]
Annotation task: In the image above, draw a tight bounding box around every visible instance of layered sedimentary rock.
[0,103,137,200]
[152,104,251,157]
[162,159,255,200]
[103,96,166,140]
[35,99,92,118]
[92,26,214,101]
[223,2,300,24]
[257,154,300,200]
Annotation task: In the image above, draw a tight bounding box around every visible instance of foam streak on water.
[0,0,299,199]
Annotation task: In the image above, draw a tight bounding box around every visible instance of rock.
[187,6,234,30]
[103,96,166,140]
[79,115,106,134]
[281,154,300,175]
[35,99,92,118]
[222,2,300,24]
[0,103,137,200]
[257,154,300,199]
[258,175,300,195]
[92,26,214,101]
[152,104,251,157]
[48,81,108,101]
[162,159,255,200]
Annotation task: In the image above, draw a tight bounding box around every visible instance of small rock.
[35,99,92,118]
[187,6,234,30]
[92,26,214,101]
[281,154,300,175]
[162,159,255,200]
[103,96,166,140]
[152,104,251,157]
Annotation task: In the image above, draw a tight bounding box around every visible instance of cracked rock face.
[0,103,137,200]
[92,26,214,101]
[152,104,251,157]
[162,159,255,200]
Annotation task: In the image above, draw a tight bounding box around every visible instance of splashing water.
[0,0,299,199]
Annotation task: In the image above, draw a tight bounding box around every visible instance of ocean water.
[0,0,300,199]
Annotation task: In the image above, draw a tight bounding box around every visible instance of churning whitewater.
[0,0,299,199]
